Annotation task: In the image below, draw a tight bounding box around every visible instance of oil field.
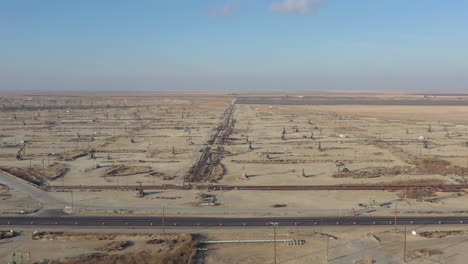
[2,93,468,263]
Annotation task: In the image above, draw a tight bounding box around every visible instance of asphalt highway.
[1,216,468,228]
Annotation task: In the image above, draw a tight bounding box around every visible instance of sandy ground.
[3,225,468,263]
[222,103,468,185]
[41,188,468,217]
[1,94,468,216]
[0,95,231,187]
[0,185,42,215]
[2,92,468,264]
[202,225,468,264]
[0,229,195,264]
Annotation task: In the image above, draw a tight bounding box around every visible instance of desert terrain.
[3,225,468,263]
[2,92,468,263]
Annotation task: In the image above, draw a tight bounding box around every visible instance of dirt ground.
[3,226,468,264]
[0,184,42,214]
[1,93,468,263]
[2,231,196,264]
[1,93,468,215]
[0,95,230,188]
[200,225,468,264]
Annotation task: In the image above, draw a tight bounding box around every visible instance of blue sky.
[1,0,468,92]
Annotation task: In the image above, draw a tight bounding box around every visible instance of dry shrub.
[32,231,117,241]
[0,184,8,192]
[417,159,450,173]
[416,158,468,175]
[96,241,132,252]
[378,166,410,176]
[47,233,198,264]
[41,162,68,180]
[381,179,447,186]
[146,239,165,244]
[396,189,435,199]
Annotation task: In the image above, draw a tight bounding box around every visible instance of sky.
[1,0,468,92]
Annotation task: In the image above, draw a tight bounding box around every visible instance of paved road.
[0,172,66,209]
[0,216,467,227]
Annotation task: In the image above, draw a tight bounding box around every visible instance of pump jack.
[16,145,26,160]
[136,181,145,198]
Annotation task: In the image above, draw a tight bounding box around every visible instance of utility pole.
[395,202,398,231]
[326,236,330,262]
[362,246,365,263]
[404,183,407,200]
[404,225,407,262]
[269,222,278,264]
[162,206,166,234]
[71,191,74,212]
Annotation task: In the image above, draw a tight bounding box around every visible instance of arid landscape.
[1,92,468,263]
[4,0,468,262]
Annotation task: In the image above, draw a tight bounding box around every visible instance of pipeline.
[41,184,467,192]
[200,239,304,245]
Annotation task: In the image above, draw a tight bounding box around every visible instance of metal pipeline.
[201,239,295,244]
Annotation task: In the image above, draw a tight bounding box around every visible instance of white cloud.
[270,0,325,15]
[209,3,237,17]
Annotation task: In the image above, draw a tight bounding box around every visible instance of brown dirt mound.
[102,165,152,177]
[333,171,380,179]
[333,166,411,179]
[205,162,225,181]
[0,163,68,185]
[0,167,43,185]
[419,230,465,238]
[407,248,442,258]
[150,172,175,181]
[95,241,132,252]
[43,233,197,264]
[31,231,188,242]
[58,150,89,161]
[353,260,375,264]
[40,162,68,180]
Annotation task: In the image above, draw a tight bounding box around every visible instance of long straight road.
[0,215,467,227]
